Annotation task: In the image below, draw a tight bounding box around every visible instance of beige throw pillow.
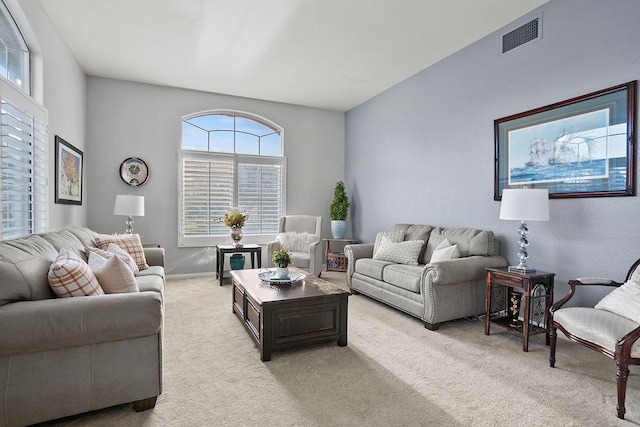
[594,281,640,323]
[430,239,461,263]
[373,236,424,265]
[88,251,139,294]
[86,246,139,273]
[95,233,149,270]
[48,248,105,298]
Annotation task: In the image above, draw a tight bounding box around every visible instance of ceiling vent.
[502,15,541,54]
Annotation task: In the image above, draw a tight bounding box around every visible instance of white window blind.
[0,79,48,239]
[179,149,285,247]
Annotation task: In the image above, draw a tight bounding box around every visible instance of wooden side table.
[484,267,555,352]
[323,238,356,272]
[216,244,261,285]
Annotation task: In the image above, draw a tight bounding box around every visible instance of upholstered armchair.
[550,258,640,419]
[266,216,323,276]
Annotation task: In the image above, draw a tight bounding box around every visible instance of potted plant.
[272,248,292,278]
[330,181,350,238]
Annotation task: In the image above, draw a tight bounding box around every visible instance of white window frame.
[178,110,286,247]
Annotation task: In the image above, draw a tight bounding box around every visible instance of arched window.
[0,1,29,94]
[179,111,285,246]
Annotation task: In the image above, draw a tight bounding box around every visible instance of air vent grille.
[502,17,540,53]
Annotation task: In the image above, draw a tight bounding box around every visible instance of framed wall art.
[494,81,636,200]
[55,135,83,205]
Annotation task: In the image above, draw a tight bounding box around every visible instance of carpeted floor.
[41,271,638,426]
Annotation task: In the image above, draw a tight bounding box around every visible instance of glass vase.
[230,227,243,247]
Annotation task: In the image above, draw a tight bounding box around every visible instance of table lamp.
[499,188,549,273]
[114,194,145,234]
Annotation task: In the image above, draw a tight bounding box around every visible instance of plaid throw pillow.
[95,234,149,270]
[48,248,104,298]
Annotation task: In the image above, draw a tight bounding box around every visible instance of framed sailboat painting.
[494,81,636,199]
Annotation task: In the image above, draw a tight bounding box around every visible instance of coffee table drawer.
[273,303,339,345]
[246,297,261,339]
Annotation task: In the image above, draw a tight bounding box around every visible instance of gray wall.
[18,0,88,228]
[345,0,640,303]
[86,77,344,275]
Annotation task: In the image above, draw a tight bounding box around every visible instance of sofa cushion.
[40,228,86,260]
[88,251,139,294]
[0,235,58,305]
[373,230,405,257]
[373,236,424,265]
[66,226,98,248]
[426,227,495,260]
[383,264,423,293]
[48,249,104,298]
[95,233,149,270]
[355,258,393,281]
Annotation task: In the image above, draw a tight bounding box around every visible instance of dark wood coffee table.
[231,268,350,361]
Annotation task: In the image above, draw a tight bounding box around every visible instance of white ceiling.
[38,0,549,112]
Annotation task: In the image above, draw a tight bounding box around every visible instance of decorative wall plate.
[119,157,149,186]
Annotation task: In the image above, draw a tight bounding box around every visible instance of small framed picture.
[55,135,83,205]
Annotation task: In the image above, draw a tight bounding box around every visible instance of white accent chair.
[266,215,323,277]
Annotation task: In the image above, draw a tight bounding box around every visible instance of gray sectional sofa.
[0,226,165,427]
[345,224,507,330]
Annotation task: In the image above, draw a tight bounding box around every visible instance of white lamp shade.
[499,189,549,221]
[114,194,145,216]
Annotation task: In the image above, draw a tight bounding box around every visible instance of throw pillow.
[276,231,319,252]
[373,230,405,257]
[86,246,139,274]
[48,248,105,298]
[430,239,461,263]
[88,251,139,294]
[95,233,149,270]
[372,236,424,265]
[594,281,640,323]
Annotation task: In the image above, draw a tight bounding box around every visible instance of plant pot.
[275,267,290,278]
[230,227,243,246]
[331,220,347,239]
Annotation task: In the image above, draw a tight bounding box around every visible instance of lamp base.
[508,265,537,274]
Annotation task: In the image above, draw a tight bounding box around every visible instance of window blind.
[0,80,47,239]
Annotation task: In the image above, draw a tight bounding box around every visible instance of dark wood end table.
[216,244,262,285]
[485,267,555,352]
[231,267,350,361]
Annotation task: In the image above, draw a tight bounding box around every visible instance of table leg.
[338,296,348,346]
[251,250,256,269]
[257,248,262,268]
[522,283,531,352]
[215,247,220,279]
[484,281,492,335]
[219,250,225,286]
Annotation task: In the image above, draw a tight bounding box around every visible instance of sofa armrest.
[423,255,508,285]
[344,243,374,287]
[309,240,323,277]
[144,247,165,267]
[0,292,162,357]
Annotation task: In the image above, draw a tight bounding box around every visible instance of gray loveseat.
[345,224,507,330]
[0,226,165,427]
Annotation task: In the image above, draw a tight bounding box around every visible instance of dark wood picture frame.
[494,81,636,200]
[54,135,83,205]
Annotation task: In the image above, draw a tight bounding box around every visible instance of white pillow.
[594,281,640,323]
[88,251,139,294]
[276,231,319,252]
[373,230,405,257]
[372,236,424,265]
[430,239,461,263]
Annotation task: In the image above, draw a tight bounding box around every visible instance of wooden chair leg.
[549,326,557,367]
[134,396,158,412]
[616,364,630,419]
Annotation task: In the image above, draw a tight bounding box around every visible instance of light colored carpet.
[42,272,637,426]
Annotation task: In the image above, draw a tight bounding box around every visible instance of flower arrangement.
[219,207,248,229]
[272,248,292,268]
